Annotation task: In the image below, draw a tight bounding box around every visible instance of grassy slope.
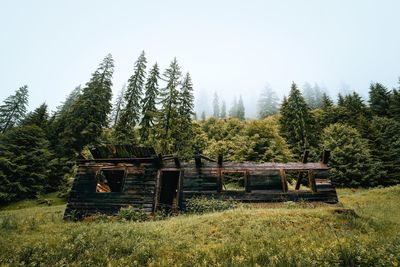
[0,186,399,266]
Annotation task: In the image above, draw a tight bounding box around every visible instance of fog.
[1,0,400,116]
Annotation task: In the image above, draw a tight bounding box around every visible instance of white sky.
[1,0,400,117]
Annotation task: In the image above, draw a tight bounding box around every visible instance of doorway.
[158,171,180,211]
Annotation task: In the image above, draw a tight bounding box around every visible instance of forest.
[0,51,400,204]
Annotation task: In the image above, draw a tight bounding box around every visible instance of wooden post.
[245,171,251,193]
[280,169,288,192]
[308,170,317,192]
[295,150,309,190]
[194,153,202,168]
[217,154,223,167]
[321,150,330,164]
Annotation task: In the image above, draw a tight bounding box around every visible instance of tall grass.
[0,186,399,266]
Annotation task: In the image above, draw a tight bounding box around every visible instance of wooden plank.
[296,150,309,190]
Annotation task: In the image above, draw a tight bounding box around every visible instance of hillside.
[0,186,399,266]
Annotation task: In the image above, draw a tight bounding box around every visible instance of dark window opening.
[159,171,180,211]
[96,170,125,193]
[222,171,246,191]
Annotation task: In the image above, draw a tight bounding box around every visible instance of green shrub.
[185,196,237,214]
[117,206,148,222]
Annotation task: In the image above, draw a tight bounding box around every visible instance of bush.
[117,206,148,222]
[185,196,237,214]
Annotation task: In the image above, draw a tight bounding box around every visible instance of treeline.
[0,52,399,203]
[0,52,196,203]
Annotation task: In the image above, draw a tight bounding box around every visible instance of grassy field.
[0,186,399,266]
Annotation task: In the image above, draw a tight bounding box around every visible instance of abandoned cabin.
[64,145,338,219]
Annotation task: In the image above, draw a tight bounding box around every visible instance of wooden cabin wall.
[64,164,158,219]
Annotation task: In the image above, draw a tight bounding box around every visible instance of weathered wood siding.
[64,164,157,219]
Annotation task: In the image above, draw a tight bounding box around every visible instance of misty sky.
[1,0,400,117]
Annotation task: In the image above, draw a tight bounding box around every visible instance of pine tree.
[279,82,316,158]
[115,51,147,144]
[175,72,195,159]
[110,84,126,127]
[322,123,383,187]
[0,85,29,133]
[229,97,238,117]
[321,93,333,110]
[369,82,391,117]
[55,85,81,117]
[220,101,227,118]
[389,89,400,121]
[213,92,220,118]
[302,83,324,109]
[0,125,52,202]
[369,117,400,185]
[62,54,114,154]
[21,103,49,130]
[257,85,279,118]
[157,58,182,153]
[237,95,245,120]
[139,63,160,143]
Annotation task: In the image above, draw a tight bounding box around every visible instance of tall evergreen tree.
[201,111,206,121]
[389,89,400,121]
[157,58,182,153]
[279,82,316,158]
[257,85,279,118]
[302,82,324,109]
[220,101,227,118]
[110,84,126,127]
[229,97,238,117]
[55,85,81,117]
[237,96,245,120]
[175,72,195,158]
[0,85,29,133]
[21,103,49,131]
[212,92,220,118]
[0,125,52,202]
[139,63,160,143]
[62,54,114,154]
[321,93,333,110]
[369,82,391,117]
[115,51,147,143]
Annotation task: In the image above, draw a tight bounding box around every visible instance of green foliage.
[369,82,391,117]
[389,88,400,121]
[156,58,182,154]
[0,125,52,203]
[302,82,325,109]
[322,123,383,187]
[1,187,400,266]
[279,82,316,158]
[0,85,29,133]
[185,196,237,214]
[20,103,49,131]
[117,206,148,222]
[139,63,160,143]
[110,85,126,127]
[368,117,400,185]
[115,51,147,144]
[61,54,114,154]
[202,117,292,162]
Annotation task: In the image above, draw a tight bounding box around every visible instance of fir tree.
[220,101,227,118]
[175,72,195,159]
[213,92,220,118]
[279,82,316,158]
[257,85,279,118]
[389,89,400,121]
[321,93,333,110]
[0,85,29,133]
[157,58,182,153]
[21,103,49,131]
[302,82,324,109]
[139,63,160,143]
[55,85,81,117]
[229,97,238,117]
[237,96,245,120]
[115,51,147,143]
[62,54,114,154]
[0,125,52,202]
[110,84,126,127]
[369,82,391,117]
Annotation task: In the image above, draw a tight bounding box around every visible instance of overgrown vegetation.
[0,186,399,266]
[1,50,400,204]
